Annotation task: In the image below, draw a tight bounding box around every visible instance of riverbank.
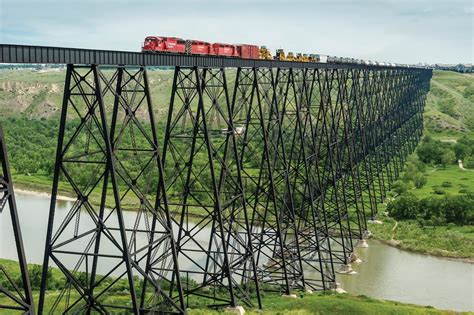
[369,216,474,262]
[188,293,450,314]
[0,259,454,315]
[13,174,77,202]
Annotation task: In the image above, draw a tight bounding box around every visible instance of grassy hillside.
[424,71,474,137]
[0,68,175,119]
[370,71,474,259]
[2,69,473,134]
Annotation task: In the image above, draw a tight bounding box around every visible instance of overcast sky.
[0,0,472,64]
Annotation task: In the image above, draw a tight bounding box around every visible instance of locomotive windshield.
[145,37,158,44]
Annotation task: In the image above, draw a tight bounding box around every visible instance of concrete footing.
[336,264,357,275]
[349,252,362,264]
[282,293,298,299]
[356,239,369,248]
[329,282,347,294]
[363,230,373,239]
[306,289,314,294]
[263,257,280,268]
[225,306,246,314]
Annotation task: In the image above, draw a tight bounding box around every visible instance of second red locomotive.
[142,36,260,59]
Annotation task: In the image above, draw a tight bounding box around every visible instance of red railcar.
[142,36,259,59]
[211,43,239,57]
[189,40,212,55]
[237,44,259,59]
[142,36,186,53]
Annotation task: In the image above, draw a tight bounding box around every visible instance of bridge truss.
[0,44,432,314]
[0,127,35,314]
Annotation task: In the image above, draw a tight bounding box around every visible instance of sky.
[0,0,472,64]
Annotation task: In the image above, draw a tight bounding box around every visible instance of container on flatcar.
[237,44,260,59]
[212,43,239,57]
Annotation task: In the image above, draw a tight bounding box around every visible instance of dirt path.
[390,221,398,240]
[458,160,473,171]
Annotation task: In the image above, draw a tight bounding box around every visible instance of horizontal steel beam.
[1,44,428,71]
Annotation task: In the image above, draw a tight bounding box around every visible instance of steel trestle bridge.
[0,44,432,314]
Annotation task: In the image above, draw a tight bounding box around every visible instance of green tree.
[454,143,470,160]
[440,150,456,166]
[387,193,419,219]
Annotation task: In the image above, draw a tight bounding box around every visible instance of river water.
[0,192,472,312]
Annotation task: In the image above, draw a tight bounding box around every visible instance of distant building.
[433,63,473,73]
[454,63,473,73]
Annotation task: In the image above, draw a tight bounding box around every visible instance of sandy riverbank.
[14,187,76,202]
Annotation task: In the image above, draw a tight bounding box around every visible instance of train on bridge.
[142,35,399,67]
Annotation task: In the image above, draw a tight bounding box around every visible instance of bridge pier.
[0,127,35,314]
[38,64,185,314]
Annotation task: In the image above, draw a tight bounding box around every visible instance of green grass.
[424,71,474,137]
[372,163,474,259]
[0,256,453,314]
[370,217,474,259]
[0,291,451,315]
[408,165,474,197]
[191,293,450,314]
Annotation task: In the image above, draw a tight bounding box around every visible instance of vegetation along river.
[0,192,472,312]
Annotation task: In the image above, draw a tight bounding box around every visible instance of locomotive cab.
[142,36,160,51]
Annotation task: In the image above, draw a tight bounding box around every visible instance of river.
[0,192,472,312]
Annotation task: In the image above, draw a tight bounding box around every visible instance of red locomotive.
[142,36,260,59]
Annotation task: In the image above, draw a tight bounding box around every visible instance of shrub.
[433,188,445,195]
[414,174,427,189]
[392,180,412,196]
[441,181,452,188]
[464,157,474,169]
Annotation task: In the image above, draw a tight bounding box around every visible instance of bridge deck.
[1,44,418,70]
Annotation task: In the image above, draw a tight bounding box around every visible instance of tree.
[416,137,445,164]
[387,193,419,220]
[440,150,456,166]
[454,143,470,160]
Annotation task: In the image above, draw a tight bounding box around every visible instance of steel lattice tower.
[0,127,35,314]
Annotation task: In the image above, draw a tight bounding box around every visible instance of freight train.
[142,35,400,66]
